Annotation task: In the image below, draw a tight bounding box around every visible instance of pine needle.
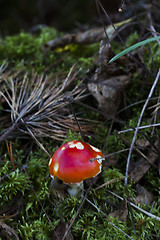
[0,67,89,147]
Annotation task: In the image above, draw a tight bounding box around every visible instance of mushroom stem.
[51,177,84,198]
[67,181,84,198]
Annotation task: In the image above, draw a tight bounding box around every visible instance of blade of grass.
[109,35,160,63]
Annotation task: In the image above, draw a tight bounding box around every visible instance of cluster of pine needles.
[0,65,90,155]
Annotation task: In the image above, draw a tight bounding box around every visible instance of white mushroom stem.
[67,181,84,198]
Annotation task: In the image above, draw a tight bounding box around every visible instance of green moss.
[0,24,160,240]
[0,28,98,74]
[0,137,159,239]
[143,42,160,70]
[126,31,139,47]
[0,28,57,65]
[111,32,139,55]
[18,215,56,240]
[144,169,160,195]
[62,130,83,143]
[0,162,30,207]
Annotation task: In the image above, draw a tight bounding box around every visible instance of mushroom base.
[51,176,84,198]
[67,181,84,198]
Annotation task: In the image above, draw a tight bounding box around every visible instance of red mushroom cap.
[49,140,103,184]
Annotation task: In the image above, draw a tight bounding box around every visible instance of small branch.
[118,122,160,134]
[125,68,160,186]
[107,190,160,221]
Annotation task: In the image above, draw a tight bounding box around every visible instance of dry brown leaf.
[134,184,154,205]
[88,42,130,117]
[52,220,74,240]
[107,199,128,222]
[129,140,159,183]
[135,139,150,149]
[102,154,117,171]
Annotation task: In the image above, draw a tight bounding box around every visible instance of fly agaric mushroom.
[49,140,104,197]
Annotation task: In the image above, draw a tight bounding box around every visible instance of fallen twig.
[124,68,160,186]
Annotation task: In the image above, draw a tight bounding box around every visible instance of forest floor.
[0,1,160,239]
